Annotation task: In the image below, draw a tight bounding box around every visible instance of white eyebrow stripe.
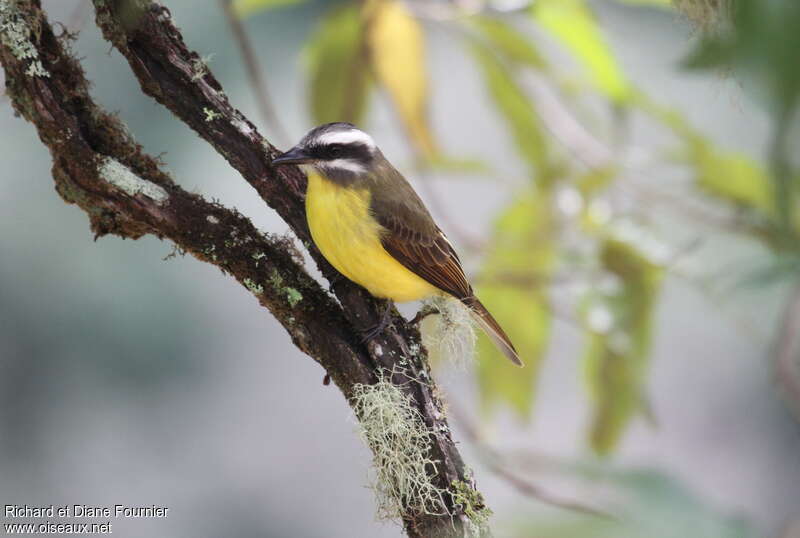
[320,158,367,174]
[316,129,376,148]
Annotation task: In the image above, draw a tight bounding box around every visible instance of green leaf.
[470,16,546,69]
[531,0,632,103]
[583,240,662,455]
[682,0,800,114]
[305,3,371,125]
[470,43,554,183]
[681,0,800,231]
[636,94,797,237]
[233,0,308,18]
[476,192,555,419]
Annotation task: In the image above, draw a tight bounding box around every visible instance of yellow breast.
[305,171,438,302]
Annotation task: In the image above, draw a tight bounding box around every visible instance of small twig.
[413,166,487,253]
[522,74,770,241]
[219,0,290,147]
[768,106,794,235]
[409,303,439,325]
[775,283,800,421]
[525,76,613,171]
[448,402,615,519]
[623,182,767,239]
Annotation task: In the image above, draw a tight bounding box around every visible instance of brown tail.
[462,296,523,367]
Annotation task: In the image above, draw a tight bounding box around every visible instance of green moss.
[251,251,266,268]
[191,53,213,81]
[203,244,218,262]
[269,269,303,307]
[98,157,168,203]
[0,0,50,78]
[351,371,449,521]
[284,287,303,308]
[451,477,492,532]
[420,296,476,367]
[203,107,222,122]
[243,278,263,295]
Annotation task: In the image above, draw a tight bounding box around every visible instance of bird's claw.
[360,300,394,344]
[410,304,439,326]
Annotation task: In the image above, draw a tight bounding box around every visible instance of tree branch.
[0,1,486,535]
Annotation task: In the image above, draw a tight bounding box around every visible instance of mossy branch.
[0,0,371,394]
[0,1,488,536]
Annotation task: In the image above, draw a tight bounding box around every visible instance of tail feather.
[462,296,523,367]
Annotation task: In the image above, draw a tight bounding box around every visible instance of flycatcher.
[273,123,521,366]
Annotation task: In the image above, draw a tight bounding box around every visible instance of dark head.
[272,122,378,182]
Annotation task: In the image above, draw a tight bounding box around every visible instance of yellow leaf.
[693,145,775,217]
[583,240,662,455]
[532,0,631,103]
[691,144,800,238]
[305,4,371,125]
[364,0,436,157]
[476,191,555,419]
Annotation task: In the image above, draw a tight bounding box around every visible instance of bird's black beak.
[272,147,311,166]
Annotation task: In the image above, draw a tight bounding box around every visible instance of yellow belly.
[305,171,438,302]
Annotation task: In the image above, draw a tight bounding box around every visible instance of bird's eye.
[329,145,343,157]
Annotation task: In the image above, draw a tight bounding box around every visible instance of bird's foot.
[360,300,394,344]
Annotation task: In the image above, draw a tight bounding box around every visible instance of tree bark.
[0,1,488,536]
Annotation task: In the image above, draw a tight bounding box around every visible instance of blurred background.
[1,0,799,536]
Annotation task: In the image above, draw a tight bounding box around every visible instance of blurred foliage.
[532,0,632,103]
[363,0,437,158]
[238,0,800,459]
[469,39,551,181]
[637,92,800,244]
[476,192,554,418]
[306,3,370,125]
[616,0,671,5]
[582,240,663,454]
[683,0,800,116]
[232,0,306,18]
[682,0,800,231]
[509,466,751,538]
[470,17,545,69]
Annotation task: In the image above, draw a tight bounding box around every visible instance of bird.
[272,122,522,366]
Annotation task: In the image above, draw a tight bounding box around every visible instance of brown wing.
[366,159,522,365]
[368,162,472,300]
[377,212,472,299]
